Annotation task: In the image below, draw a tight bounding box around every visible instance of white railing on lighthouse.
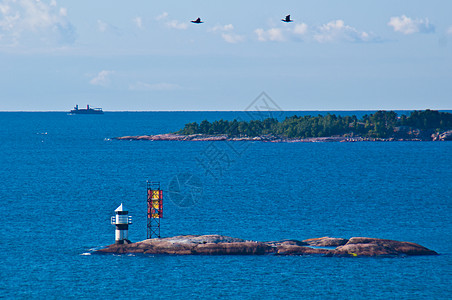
[111,215,132,224]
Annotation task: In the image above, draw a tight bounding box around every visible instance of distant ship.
[69,105,103,114]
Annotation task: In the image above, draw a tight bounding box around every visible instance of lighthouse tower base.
[115,239,132,245]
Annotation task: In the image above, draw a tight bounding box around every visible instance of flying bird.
[191,18,203,24]
[281,15,293,23]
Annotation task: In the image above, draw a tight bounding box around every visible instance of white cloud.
[165,20,187,30]
[155,12,188,30]
[90,70,114,87]
[0,0,76,47]
[293,23,308,36]
[255,28,285,42]
[255,20,376,43]
[446,26,452,35]
[221,33,245,43]
[266,28,285,42]
[314,20,373,43]
[133,17,143,29]
[96,19,120,35]
[59,7,67,17]
[155,12,168,21]
[97,20,108,32]
[0,4,10,15]
[388,15,434,35]
[129,81,181,91]
[208,24,245,43]
[209,24,234,32]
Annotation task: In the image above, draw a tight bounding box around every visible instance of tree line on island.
[177,110,452,139]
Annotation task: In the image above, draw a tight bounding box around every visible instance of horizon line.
[1,108,451,113]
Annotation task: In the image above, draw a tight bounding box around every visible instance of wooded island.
[177,110,452,139]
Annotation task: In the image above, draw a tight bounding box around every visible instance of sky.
[0,0,451,111]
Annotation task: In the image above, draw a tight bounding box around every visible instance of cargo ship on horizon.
[69,104,103,114]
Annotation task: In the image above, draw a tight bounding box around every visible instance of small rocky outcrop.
[275,245,334,256]
[264,239,308,247]
[334,237,438,257]
[302,237,349,247]
[98,235,274,255]
[96,235,438,257]
[432,130,452,141]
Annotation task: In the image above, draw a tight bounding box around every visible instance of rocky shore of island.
[114,131,452,143]
[96,235,438,257]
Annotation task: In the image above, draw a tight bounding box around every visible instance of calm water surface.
[0,112,450,299]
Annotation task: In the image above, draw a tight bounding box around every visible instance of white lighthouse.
[111,203,132,244]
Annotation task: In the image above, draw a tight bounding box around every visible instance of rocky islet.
[96,235,438,257]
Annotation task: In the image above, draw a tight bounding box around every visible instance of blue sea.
[0,111,451,299]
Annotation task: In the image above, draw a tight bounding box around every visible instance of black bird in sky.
[281,15,293,23]
[191,18,203,24]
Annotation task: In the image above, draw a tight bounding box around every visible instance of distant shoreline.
[114,132,452,142]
